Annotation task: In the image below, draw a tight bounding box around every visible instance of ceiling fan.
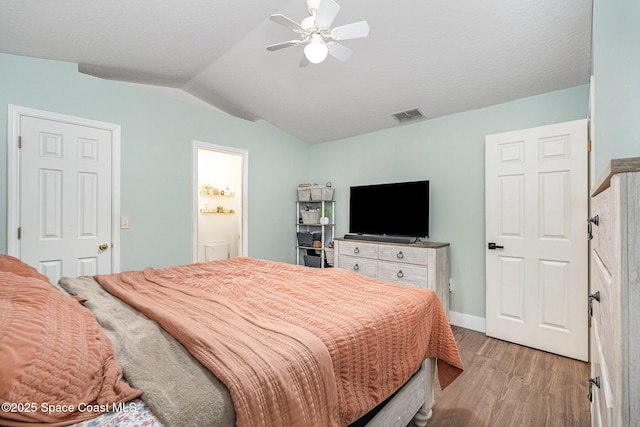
[266,0,370,66]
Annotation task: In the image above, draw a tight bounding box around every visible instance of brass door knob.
[99,243,109,250]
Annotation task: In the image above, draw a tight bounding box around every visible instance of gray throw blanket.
[59,276,235,427]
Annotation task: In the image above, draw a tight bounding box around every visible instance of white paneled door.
[19,115,113,285]
[485,119,588,361]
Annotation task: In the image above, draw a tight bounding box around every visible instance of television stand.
[343,234,417,244]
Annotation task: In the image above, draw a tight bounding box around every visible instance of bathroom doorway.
[193,141,248,262]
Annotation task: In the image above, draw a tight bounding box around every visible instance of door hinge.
[587,139,592,152]
[18,136,22,149]
[588,316,592,328]
[17,227,21,240]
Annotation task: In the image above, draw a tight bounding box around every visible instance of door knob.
[99,243,109,251]
[488,242,504,250]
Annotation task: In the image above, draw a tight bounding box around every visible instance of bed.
[0,255,463,427]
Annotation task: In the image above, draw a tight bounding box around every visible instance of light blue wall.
[592,0,640,175]
[2,0,634,321]
[304,0,640,323]
[0,53,310,269]
[309,85,590,318]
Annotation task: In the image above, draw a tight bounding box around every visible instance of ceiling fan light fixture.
[267,0,367,66]
[304,34,329,64]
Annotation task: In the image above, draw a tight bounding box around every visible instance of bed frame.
[366,358,436,427]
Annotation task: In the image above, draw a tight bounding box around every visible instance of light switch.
[121,217,129,229]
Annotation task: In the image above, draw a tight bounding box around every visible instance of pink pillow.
[0,255,50,282]
[0,272,142,426]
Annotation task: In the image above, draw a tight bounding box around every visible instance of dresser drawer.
[591,189,614,271]
[590,248,617,402]
[590,340,612,427]
[378,244,428,266]
[378,261,428,288]
[338,240,378,259]
[338,256,377,279]
[591,366,608,427]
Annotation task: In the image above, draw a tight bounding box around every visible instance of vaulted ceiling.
[0,0,592,143]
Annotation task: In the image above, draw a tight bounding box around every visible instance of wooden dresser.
[334,238,450,318]
[589,157,640,427]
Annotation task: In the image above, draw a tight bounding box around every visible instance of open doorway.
[193,141,248,262]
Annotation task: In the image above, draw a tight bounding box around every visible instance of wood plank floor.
[410,326,591,427]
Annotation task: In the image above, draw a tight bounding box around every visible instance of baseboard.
[449,311,486,333]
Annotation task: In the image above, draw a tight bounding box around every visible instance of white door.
[485,119,588,361]
[18,115,113,284]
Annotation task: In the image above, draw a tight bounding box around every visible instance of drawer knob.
[354,247,360,254]
[397,251,404,259]
[587,215,599,240]
[397,270,404,278]
[587,376,600,403]
[588,291,601,316]
[353,263,359,271]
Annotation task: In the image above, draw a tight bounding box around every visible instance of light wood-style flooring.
[411,326,591,427]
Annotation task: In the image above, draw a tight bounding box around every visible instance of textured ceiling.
[0,0,592,144]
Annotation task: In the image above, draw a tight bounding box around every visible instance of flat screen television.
[348,180,429,242]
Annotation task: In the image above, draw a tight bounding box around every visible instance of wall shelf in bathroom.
[199,209,235,214]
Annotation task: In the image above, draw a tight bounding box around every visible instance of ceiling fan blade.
[330,21,370,40]
[270,14,302,31]
[328,43,353,61]
[266,40,302,51]
[315,0,340,29]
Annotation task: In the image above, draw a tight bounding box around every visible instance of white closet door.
[485,119,588,361]
[20,115,113,284]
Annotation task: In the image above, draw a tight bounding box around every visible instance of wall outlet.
[449,278,453,293]
[121,217,129,229]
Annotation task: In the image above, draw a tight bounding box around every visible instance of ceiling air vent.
[392,108,425,123]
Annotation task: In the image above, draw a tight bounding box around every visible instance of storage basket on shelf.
[325,248,334,266]
[300,209,320,224]
[297,185,311,201]
[310,185,334,201]
[303,254,328,268]
[296,232,317,247]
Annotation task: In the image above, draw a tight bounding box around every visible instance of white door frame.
[7,105,122,272]
[192,140,249,262]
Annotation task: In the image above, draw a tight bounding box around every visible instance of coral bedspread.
[95,257,462,427]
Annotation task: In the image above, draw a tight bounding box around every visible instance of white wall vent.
[392,108,425,123]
